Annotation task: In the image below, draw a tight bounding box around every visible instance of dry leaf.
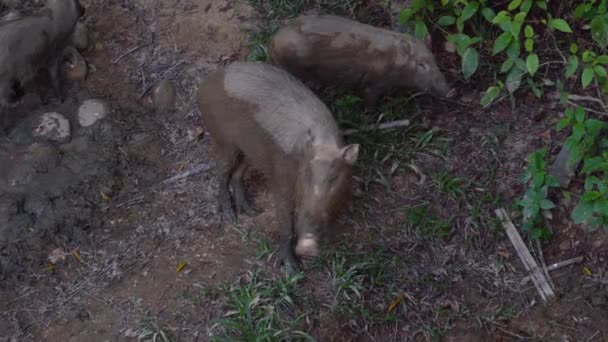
[72,251,82,262]
[583,266,592,275]
[176,261,187,273]
[388,295,404,313]
[101,192,111,201]
[48,248,68,264]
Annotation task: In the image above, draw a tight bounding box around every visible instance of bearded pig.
[198,61,359,272]
[268,14,450,111]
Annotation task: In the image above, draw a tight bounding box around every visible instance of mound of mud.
[0,101,116,282]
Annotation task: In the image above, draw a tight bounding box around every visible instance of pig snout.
[295,236,320,258]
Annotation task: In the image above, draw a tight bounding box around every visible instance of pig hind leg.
[230,157,261,217]
[216,145,241,223]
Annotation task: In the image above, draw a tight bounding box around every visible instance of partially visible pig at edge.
[198,61,359,273]
[268,14,451,111]
[0,0,86,108]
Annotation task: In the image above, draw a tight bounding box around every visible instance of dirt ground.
[1,0,607,341]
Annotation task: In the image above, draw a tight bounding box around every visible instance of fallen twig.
[342,119,410,136]
[495,208,556,302]
[520,256,584,285]
[161,161,216,185]
[112,43,151,65]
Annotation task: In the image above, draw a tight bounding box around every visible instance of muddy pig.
[268,14,450,111]
[0,0,85,108]
[198,61,359,272]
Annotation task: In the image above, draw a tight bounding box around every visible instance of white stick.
[495,208,556,302]
[520,256,584,284]
[342,119,410,136]
[162,161,216,184]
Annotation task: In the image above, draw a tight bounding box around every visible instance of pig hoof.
[277,250,301,275]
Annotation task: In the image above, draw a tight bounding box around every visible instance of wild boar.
[0,0,86,108]
[198,61,359,272]
[268,14,450,111]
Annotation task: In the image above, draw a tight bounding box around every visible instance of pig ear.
[341,144,359,165]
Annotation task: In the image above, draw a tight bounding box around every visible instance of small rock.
[444,41,456,53]
[61,47,88,82]
[78,99,109,127]
[71,22,88,50]
[152,80,176,112]
[32,112,71,143]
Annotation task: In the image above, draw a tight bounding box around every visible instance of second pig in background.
[268,14,451,112]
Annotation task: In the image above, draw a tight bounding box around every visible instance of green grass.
[405,205,453,240]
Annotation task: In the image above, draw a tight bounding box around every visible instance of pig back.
[0,16,52,81]
[198,62,342,174]
[269,15,403,87]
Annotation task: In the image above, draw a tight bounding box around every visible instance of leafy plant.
[518,149,560,240]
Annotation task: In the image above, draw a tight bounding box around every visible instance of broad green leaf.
[399,9,413,24]
[414,21,428,40]
[507,39,521,59]
[550,19,573,33]
[540,199,555,210]
[441,0,449,5]
[594,65,608,78]
[582,50,596,63]
[573,123,586,141]
[585,119,605,136]
[523,203,540,219]
[594,199,608,214]
[514,12,527,23]
[461,2,479,21]
[574,3,588,18]
[437,15,456,26]
[545,175,560,188]
[525,38,534,52]
[411,0,424,12]
[528,79,542,97]
[591,16,608,48]
[564,55,579,78]
[506,66,523,93]
[582,66,595,88]
[565,107,574,120]
[585,176,603,191]
[491,10,510,24]
[508,0,523,11]
[572,201,594,224]
[481,7,496,21]
[515,57,527,71]
[575,107,586,123]
[501,58,515,73]
[556,117,570,130]
[456,17,465,33]
[524,25,534,38]
[521,0,533,13]
[462,47,479,79]
[526,54,539,76]
[480,86,501,107]
[536,1,547,10]
[597,55,608,64]
[582,191,602,202]
[582,157,607,174]
[493,32,513,55]
[510,19,524,37]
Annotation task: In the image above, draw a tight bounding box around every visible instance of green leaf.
[462,47,479,79]
[411,0,424,12]
[481,7,496,21]
[565,107,574,120]
[595,65,608,78]
[549,19,573,33]
[441,0,449,5]
[500,58,515,73]
[399,9,413,24]
[582,66,595,88]
[536,1,547,10]
[591,16,608,48]
[524,38,533,52]
[456,17,465,33]
[506,66,523,93]
[572,201,594,224]
[521,0,533,13]
[582,157,606,174]
[540,199,555,210]
[491,10,510,24]
[582,191,602,202]
[594,199,608,214]
[575,107,586,123]
[437,15,456,26]
[510,20,524,37]
[480,86,501,107]
[597,55,608,64]
[583,50,596,63]
[523,203,540,219]
[508,0,523,11]
[524,25,534,38]
[514,57,527,70]
[526,54,539,76]
[414,21,428,40]
[461,2,480,21]
[545,175,560,188]
[507,39,521,59]
[565,55,579,78]
[573,123,586,141]
[556,117,570,130]
[493,32,513,55]
[528,78,542,97]
[570,43,579,54]
[585,118,605,135]
[584,176,602,191]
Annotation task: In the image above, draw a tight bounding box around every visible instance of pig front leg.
[47,55,64,104]
[272,181,299,274]
[217,146,240,224]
